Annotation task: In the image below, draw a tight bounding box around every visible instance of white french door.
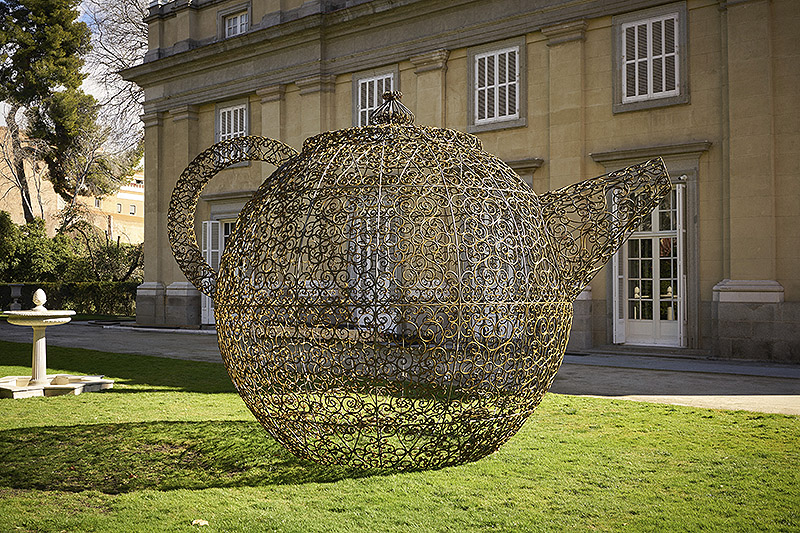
[613,184,685,347]
[201,219,236,325]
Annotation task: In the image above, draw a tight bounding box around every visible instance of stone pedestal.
[712,279,799,360]
[165,281,201,327]
[136,281,166,326]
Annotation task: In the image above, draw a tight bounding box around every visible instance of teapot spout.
[538,158,671,300]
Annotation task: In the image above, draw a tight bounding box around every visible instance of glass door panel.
[618,186,683,346]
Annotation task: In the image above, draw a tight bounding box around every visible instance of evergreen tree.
[0,0,91,222]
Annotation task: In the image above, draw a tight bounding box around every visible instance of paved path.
[1,321,798,415]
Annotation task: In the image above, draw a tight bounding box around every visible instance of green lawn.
[0,340,798,532]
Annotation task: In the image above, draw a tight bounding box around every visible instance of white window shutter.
[474,47,519,125]
[201,220,221,324]
[218,104,246,141]
[357,74,393,126]
[622,13,680,103]
[476,56,486,121]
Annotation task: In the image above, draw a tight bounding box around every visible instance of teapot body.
[214,124,572,468]
[168,93,670,470]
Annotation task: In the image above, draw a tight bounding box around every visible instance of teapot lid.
[301,92,483,153]
[369,91,415,125]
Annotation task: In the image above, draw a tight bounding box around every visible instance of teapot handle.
[168,136,298,297]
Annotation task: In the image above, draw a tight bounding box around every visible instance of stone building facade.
[123,0,799,361]
[0,127,145,242]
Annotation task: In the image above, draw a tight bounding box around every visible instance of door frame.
[592,143,708,349]
[612,183,686,347]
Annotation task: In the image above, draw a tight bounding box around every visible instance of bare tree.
[82,0,149,152]
[55,122,142,233]
[0,114,50,221]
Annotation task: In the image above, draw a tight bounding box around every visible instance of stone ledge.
[712,279,784,303]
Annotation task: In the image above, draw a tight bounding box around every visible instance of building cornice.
[541,19,587,46]
[256,84,285,103]
[590,141,713,163]
[410,49,450,74]
[506,157,545,175]
[140,112,164,128]
[126,0,683,113]
[169,105,199,122]
[295,74,337,95]
[200,189,257,202]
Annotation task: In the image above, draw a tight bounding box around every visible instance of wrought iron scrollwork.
[168,136,298,297]
[168,94,670,470]
[539,158,671,300]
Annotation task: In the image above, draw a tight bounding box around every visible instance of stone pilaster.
[296,74,336,138]
[166,105,200,324]
[410,49,449,127]
[723,0,776,281]
[542,20,587,191]
[257,84,285,141]
[567,287,593,352]
[139,112,166,325]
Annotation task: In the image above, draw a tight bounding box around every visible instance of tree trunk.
[6,105,36,224]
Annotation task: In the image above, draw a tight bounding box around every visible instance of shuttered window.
[621,13,679,103]
[358,74,393,126]
[224,12,248,38]
[474,47,518,125]
[218,104,247,141]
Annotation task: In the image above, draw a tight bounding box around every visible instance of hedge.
[0,282,138,316]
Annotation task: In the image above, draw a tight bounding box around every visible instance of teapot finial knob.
[369,91,415,126]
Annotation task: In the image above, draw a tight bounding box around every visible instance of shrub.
[1,282,138,316]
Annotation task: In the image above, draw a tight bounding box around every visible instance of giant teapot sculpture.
[169,92,669,470]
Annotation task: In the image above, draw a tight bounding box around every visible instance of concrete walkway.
[1,320,798,415]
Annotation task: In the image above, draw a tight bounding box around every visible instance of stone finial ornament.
[32,289,47,311]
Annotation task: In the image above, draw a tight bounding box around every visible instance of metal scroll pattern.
[168,136,298,297]
[168,110,669,470]
[539,158,671,300]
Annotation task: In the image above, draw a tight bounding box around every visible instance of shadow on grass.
[0,341,235,394]
[0,420,389,494]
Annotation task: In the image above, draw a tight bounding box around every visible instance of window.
[357,74,393,127]
[94,197,101,208]
[224,11,248,38]
[613,3,688,113]
[130,204,136,215]
[218,103,247,142]
[474,48,518,125]
[467,37,526,133]
[622,15,679,103]
[351,68,398,127]
[116,203,122,213]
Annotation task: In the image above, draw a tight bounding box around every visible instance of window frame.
[467,36,527,133]
[216,101,248,142]
[351,66,399,127]
[217,2,251,41]
[130,204,136,215]
[224,11,248,38]
[612,2,689,113]
[116,203,122,213]
[215,99,250,168]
